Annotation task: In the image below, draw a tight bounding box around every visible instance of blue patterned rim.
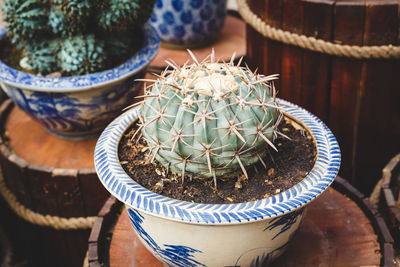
[94,99,341,225]
[0,24,160,93]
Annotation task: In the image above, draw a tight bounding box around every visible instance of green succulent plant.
[59,34,107,75]
[48,0,91,37]
[98,0,155,32]
[138,51,283,186]
[3,0,49,45]
[20,39,59,74]
[2,0,156,76]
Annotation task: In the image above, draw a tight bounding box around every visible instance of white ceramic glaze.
[94,99,341,266]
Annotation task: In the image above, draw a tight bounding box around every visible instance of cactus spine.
[139,51,283,186]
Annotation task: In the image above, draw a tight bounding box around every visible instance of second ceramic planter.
[150,0,227,48]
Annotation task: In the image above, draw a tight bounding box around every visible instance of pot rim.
[0,23,160,93]
[94,99,341,225]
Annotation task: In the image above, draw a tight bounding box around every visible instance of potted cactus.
[149,0,227,49]
[0,0,159,138]
[94,51,341,266]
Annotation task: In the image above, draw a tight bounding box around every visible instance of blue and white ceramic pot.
[149,0,227,49]
[0,24,160,138]
[94,99,341,266]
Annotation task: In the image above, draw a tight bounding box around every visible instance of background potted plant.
[149,0,227,48]
[94,52,341,266]
[0,0,159,138]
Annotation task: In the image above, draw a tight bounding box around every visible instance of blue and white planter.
[94,99,341,266]
[150,0,227,48]
[0,24,160,138]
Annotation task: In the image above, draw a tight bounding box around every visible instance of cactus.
[20,39,60,75]
[59,34,107,75]
[98,0,156,32]
[48,0,91,37]
[2,0,50,45]
[138,51,283,186]
[2,0,155,76]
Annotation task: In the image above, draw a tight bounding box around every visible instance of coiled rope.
[236,0,400,59]
[0,167,95,230]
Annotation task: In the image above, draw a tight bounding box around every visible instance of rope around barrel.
[0,167,96,230]
[236,0,400,59]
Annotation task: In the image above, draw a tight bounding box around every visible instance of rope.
[236,0,400,59]
[0,167,96,230]
[82,251,89,267]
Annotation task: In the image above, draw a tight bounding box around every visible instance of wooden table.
[88,177,395,267]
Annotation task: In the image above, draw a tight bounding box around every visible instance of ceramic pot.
[149,0,227,49]
[94,99,341,266]
[0,24,160,138]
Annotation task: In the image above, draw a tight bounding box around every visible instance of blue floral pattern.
[128,208,206,267]
[94,99,341,224]
[0,24,160,137]
[264,208,304,240]
[149,0,227,46]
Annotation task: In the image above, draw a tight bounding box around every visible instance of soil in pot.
[118,116,317,204]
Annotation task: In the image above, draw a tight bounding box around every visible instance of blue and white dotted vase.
[0,24,160,139]
[94,99,341,266]
[150,0,227,49]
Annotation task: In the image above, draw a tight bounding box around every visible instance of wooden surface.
[5,106,97,169]
[93,182,386,266]
[150,15,246,71]
[246,0,400,195]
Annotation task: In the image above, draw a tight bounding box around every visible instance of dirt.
[118,117,316,204]
[0,37,25,71]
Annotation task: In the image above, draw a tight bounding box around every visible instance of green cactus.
[104,31,134,59]
[48,0,91,37]
[139,51,282,185]
[98,0,156,32]
[59,34,107,75]
[2,0,50,45]
[2,0,155,76]
[20,39,60,75]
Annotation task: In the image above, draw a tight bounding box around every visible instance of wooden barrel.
[88,176,395,267]
[0,99,110,267]
[378,154,400,251]
[244,0,400,195]
[0,221,12,267]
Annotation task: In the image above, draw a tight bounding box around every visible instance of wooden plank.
[353,1,399,193]
[39,227,70,267]
[261,0,283,93]
[279,0,303,105]
[51,168,89,267]
[79,169,109,217]
[300,0,334,121]
[64,229,90,267]
[26,164,58,215]
[329,1,366,185]
[6,154,33,209]
[246,0,265,71]
[51,169,84,217]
